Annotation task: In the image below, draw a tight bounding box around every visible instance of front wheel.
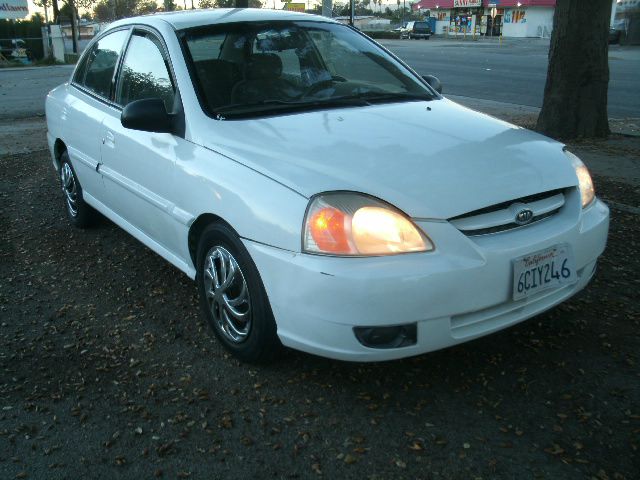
[196,223,281,363]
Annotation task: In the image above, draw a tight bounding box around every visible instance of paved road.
[0,65,74,120]
[381,38,639,118]
[0,40,638,119]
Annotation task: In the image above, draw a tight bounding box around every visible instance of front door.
[99,29,183,255]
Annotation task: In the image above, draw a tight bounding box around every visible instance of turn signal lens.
[566,150,595,208]
[309,207,350,253]
[303,193,434,256]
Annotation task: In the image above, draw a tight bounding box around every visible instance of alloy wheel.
[203,246,252,343]
[60,163,78,217]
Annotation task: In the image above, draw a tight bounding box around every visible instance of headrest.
[245,53,283,80]
[195,59,237,80]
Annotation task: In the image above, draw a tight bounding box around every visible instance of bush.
[362,30,401,39]
[64,53,80,64]
[35,55,64,66]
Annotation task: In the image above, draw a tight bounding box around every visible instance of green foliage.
[58,1,75,22]
[92,1,112,21]
[137,0,160,14]
[362,30,403,39]
[92,0,159,21]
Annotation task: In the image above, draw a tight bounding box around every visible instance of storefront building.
[412,0,556,38]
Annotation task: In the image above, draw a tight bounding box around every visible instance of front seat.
[231,53,293,105]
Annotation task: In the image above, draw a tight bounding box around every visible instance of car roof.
[108,8,336,31]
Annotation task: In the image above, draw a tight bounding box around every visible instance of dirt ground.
[1,138,639,479]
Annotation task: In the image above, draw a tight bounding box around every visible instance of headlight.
[303,192,434,256]
[566,150,595,208]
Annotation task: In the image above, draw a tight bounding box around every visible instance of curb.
[0,64,74,72]
[447,94,640,138]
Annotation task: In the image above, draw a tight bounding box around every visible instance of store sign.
[453,0,482,7]
[283,3,305,13]
[0,0,28,19]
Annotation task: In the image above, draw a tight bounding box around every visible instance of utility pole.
[402,0,405,28]
[350,0,354,26]
[322,0,332,17]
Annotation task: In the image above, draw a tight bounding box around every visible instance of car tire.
[196,222,281,363]
[59,151,96,228]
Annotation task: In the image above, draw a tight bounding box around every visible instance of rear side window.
[81,29,129,99]
[115,32,175,111]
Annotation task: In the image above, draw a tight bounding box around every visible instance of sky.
[24,0,409,20]
[25,0,321,19]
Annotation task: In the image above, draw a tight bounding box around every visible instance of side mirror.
[121,98,173,134]
[422,75,443,94]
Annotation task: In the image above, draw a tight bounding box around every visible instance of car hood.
[200,98,576,219]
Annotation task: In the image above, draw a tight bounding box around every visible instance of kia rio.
[46,9,609,363]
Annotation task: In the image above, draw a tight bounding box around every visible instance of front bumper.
[245,196,609,361]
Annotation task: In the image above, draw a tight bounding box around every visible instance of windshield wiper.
[213,97,371,119]
[213,92,432,119]
[335,92,434,104]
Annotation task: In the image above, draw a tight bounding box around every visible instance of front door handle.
[104,131,115,148]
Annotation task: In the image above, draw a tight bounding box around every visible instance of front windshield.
[181,20,436,118]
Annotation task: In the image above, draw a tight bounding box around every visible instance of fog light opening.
[354,324,417,349]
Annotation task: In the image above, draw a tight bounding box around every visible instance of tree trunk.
[535,0,611,140]
[52,0,60,23]
[69,0,78,54]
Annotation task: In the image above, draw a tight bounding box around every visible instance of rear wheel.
[196,222,281,363]
[59,151,96,228]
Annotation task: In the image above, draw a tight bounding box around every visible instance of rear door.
[66,28,130,202]
[99,28,183,254]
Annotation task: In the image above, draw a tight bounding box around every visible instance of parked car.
[46,10,609,363]
[609,27,622,44]
[401,21,432,39]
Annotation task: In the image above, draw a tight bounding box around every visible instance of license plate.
[512,244,577,301]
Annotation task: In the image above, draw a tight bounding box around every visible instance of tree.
[536,0,611,140]
[33,0,50,22]
[93,0,143,20]
[137,0,159,14]
[93,0,112,21]
[52,0,60,23]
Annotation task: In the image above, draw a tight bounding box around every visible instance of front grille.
[450,188,568,236]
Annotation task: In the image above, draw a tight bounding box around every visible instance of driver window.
[116,32,175,111]
[311,34,397,86]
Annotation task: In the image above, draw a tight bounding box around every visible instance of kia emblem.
[515,209,534,225]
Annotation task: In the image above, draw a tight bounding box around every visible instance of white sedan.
[46,9,609,363]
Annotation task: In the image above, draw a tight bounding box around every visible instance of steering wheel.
[302,76,347,98]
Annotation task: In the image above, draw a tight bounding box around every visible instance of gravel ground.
[1,145,639,480]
